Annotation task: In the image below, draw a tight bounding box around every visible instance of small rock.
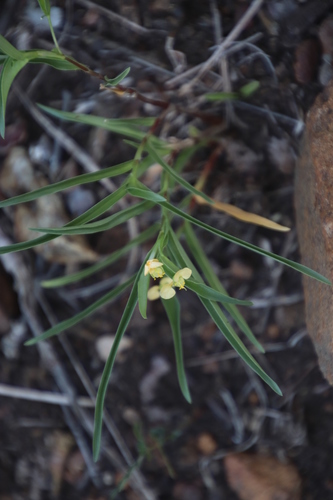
[66,187,95,217]
[267,137,296,175]
[63,450,85,485]
[248,391,259,406]
[81,8,100,28]
[196,433,218,456]
[139,356,170,404]
[173,482,202,500]
[122,407,141,426]
[230,260,254,280]
[95,335,133,362]
[29,135,52,165]
[266,324,280,340]
[224,140,260,175]
[295,82,333,384]
[224,453,301,500]
[143,405,171,423]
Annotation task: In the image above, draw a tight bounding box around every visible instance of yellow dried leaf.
[194,195,290,232]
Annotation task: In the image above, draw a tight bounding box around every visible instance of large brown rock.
[295,81,333,384]
[224,453,301,500]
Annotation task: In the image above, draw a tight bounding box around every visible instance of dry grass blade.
[0,383,95,407]
[166,0,264,90]
[75,0,155,36]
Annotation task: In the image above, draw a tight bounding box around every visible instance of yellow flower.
[160,277,176,299]
[173,268,192,290]
[147,268,192,301]
[144,259,165,279]
[147,285,161,301]
[147,277,175,301]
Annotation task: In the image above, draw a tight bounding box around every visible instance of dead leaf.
[1,147,99,264]
[194,194,290,232]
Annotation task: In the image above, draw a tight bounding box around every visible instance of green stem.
[47,15,61,53]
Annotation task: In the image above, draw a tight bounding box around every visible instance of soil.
[1,1,333,499]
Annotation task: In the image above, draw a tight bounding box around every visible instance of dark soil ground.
[1,1,333,499]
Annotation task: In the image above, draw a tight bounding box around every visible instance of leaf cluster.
[0,1,330,464]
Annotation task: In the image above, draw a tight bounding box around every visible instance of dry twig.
[75,0,157,37]
[0,383,95,407]
[167,0,265,90]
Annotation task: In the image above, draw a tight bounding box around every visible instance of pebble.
[196,432,218,456]
[95,335,133,362]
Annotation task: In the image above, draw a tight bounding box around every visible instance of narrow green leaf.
[25,276,135,345]
[38,105,155,141]
[0,55,8,64]
[158,254,178,275]
[124,139,171,158]
[205,81,259,102]
[183,222,263,352]
[166,230,267,372]
[19,50,75,68]
[201,298,282,396]
[173,144,203,174]
[162,296,191,403]
[22,49,66,60]
[37,0,51,16]
[240,81,260,97]
[185,281,253,306]
[0,57,29,137]
[127,186,166,203]
[93,259,148,461]
[0,46,73,68]
[205,91,238,101]
[138,247,156,319]
[31,201,154,236]
[0,35,27,60]
[159,254,252,306]
[0,234,59,255]
[0,184,129,255]
[104,67,131,86]
[0,161,134,208]
[30,57,78,70]
[146,142,213,205]
[160,201,331,286]
[41,224,160,288]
